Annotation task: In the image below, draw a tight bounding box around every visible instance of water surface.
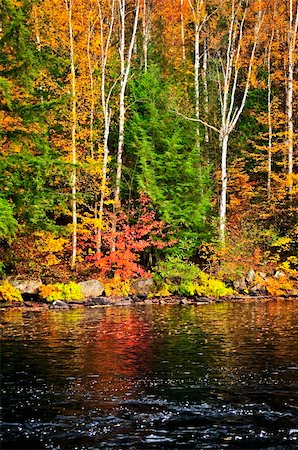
[1,300,298,449]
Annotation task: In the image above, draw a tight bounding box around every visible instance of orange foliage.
[85,193,173,280]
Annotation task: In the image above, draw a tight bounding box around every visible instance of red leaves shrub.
[88,193,173,280]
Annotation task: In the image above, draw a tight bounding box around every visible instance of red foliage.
[87,192,173,280]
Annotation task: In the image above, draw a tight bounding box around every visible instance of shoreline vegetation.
[1,269,297,311]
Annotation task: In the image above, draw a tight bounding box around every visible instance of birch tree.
[114,0,140,207]
[267,31,274,199]
[142,0,151,71]
[187,0,207,148]
[215,0,263,242]
[65,0,78,269]
[286,0,298,196]
[96,0,115,256]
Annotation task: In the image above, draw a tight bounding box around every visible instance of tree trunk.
[112,0,139,252]
[66,0,77,270]
[286,0,298,196]
[96,0,115,257]
[180,0,186,62]
[267,32,273,200]
[202,35,209,144]
[114,0,140,204]
[219,133,228,243]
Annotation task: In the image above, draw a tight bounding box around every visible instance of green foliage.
[153,256,234,298]
[0,281,23,303]
[126,66,212,256]
[0,151,68,230]
[40,282,83,302]
[0,197,18,239]
[154,257,202,287]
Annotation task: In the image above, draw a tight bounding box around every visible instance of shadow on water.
[1,300,298,449]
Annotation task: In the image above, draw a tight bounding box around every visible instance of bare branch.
[171,109,220,134]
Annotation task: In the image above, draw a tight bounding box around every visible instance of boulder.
[246,269,256,285]
[233,277,247,293]
[274,270,286,280]
[78,279,104,298]
[249,283,267,296]
[85,297,113,306]
[132,278,155,296]
[9,278,42,294]
[50,300,69,309]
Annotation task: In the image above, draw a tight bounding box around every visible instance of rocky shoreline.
[1,271,297,311]
[1,293,297,311]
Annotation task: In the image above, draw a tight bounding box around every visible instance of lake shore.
[1,293,297,311]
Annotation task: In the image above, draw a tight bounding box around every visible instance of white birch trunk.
[66,0,77,270]
[180,0,186,62]
[115,0,140,205]
[219,133,228,243]
[96,0,115,256]
[87,18,95,159]
[286,0,298,195]
[202,35,209,143]
[142,0,150,71]
[267,32,274,200]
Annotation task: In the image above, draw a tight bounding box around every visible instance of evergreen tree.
[126,67,212,256]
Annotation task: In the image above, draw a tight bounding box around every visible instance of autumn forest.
[0,0,297,300]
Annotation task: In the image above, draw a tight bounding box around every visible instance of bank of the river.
[0,293,297,312]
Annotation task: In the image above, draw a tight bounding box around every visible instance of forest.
[0,0,297,302]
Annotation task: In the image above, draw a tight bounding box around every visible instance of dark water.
[1,300,298,449]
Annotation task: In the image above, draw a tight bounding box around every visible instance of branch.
[171,109,220,134]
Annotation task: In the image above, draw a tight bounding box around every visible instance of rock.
[274,270,286,280]
[85,297,112,306]
[249,283,267,296]
[9,278,42,295]
[114,299,132,306]
[195,296,213,303]
[233,277,247,293]
[180,298,189,305]
[78,279,104,298]
[246,270,256,285]
[132,278,155,296]
[50,300,69,309]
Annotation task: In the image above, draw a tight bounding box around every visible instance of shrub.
[153,257,234,298]
[195,274,234,298]
[0,281,23,303]
[261,275,294,297]
[153,257,202,288]
[104,276,131,297]
[39,282,83,302]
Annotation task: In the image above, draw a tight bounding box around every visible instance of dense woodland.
[0,0,297,299]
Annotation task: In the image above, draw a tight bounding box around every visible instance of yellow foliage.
[148,284,172,298]
[0,282,23,303]
[104,276,131,297]
[39,282,83,301]
[261,276,294,297]
[35,232,68,266]
[39,284,62,300]
[271,236,291,248]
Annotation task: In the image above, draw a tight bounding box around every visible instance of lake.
[1,299,298,449]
